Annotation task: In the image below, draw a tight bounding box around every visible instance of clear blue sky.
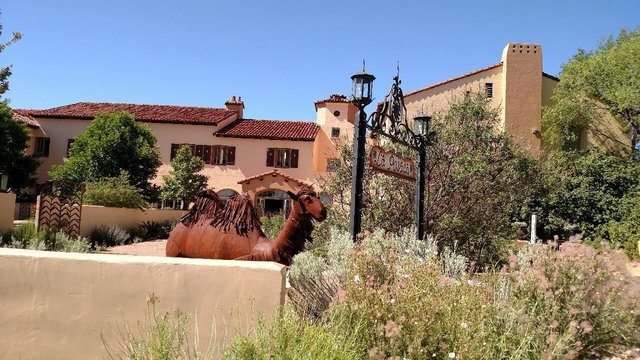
[2,0,639,121]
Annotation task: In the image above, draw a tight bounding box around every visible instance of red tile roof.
[238,169,312,187]
[404,63,503,97]
[19,102,236,125]
[214,119,319,141]
[12,110,41,128]
[314,93,352,110]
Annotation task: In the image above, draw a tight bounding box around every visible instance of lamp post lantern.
[349,64,375,242]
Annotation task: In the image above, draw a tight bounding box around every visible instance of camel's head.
[287,188,327,222]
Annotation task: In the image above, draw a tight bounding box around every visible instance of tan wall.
[0,248,286,359]
[404,66,504,127]
[0,192,16,233]
[79,205,186,237]
[30,118,93,182]
[167,137,319,193]
[29,117,322,193]
[314,102,356,172]
[501,43,543,153]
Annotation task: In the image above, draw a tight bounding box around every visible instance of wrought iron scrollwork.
[367,67,426,150]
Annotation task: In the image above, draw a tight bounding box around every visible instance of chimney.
[225,96,245,119]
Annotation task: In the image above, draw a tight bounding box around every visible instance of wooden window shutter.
[203,145,212,164]
[266,148,275,167]
[170,143,179,160]
[291,149,299,168]
[227,146,236,165]
[195,144,204,160]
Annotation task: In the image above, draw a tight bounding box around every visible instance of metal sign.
[369,145,415,181]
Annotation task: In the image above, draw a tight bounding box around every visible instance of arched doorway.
[217,189,239,204]
[256,189,291,216]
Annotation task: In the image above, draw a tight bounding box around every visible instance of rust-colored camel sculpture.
[165,188,327,266]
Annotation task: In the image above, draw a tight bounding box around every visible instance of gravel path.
[101,239,167,257]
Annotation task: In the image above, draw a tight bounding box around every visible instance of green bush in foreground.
[225,230,640,359]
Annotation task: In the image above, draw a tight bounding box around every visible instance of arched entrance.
[217,189,239,203]
[256,189,291,216]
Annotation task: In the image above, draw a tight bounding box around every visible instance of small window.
[485,83,493,98]
[212,145,236,165]
[35,137,50,157]
[266,148,299,168]
[66,139,75,157]
[333,110,341,117]
[275,148,291,168]
[331,127,341,138]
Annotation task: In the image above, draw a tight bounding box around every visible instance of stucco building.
[14,43,630,213]
[15,94,356,213]
[403,43,630,153]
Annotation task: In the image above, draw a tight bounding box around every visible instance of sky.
[2,0,639,121]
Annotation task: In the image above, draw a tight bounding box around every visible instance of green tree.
[0,103,39,190]
[516,149,640,252]
[160,145,208,208]
[543,28,640,154]
[50,111,161,197]
[0,11,22,99]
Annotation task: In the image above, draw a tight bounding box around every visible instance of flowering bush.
[226,230,640,359]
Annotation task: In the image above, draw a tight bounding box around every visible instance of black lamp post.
[349,66,375,242]
[412,113,432,240]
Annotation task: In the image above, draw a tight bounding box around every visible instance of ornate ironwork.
[36,181,85,237]
[349,65,434,241]
[367,66,432,150]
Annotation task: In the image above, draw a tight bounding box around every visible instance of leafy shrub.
[224,307,368,360]
[0,221,90,253]
[516,149,640,244]
[48,231,91,253]
[84,172,148,209]
[89,225,130,248]
[605,192,640,259]
[227,229,640,359]
[260,213,286,240]
[130,220,177,241]
[5,221,39,248]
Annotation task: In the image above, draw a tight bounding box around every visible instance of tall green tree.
[161,145,208,208]
[0,104,39,189]
[543,28,640,154]
[0,10,22,100]
[50,111,161,196]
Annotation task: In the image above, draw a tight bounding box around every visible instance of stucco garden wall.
[78,205,186,237]
[0,248,286,359]
[0,192,16,233]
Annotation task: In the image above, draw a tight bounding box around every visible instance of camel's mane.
[180,190,262,236]
[180,189,222,227]
[211,194,262,236]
